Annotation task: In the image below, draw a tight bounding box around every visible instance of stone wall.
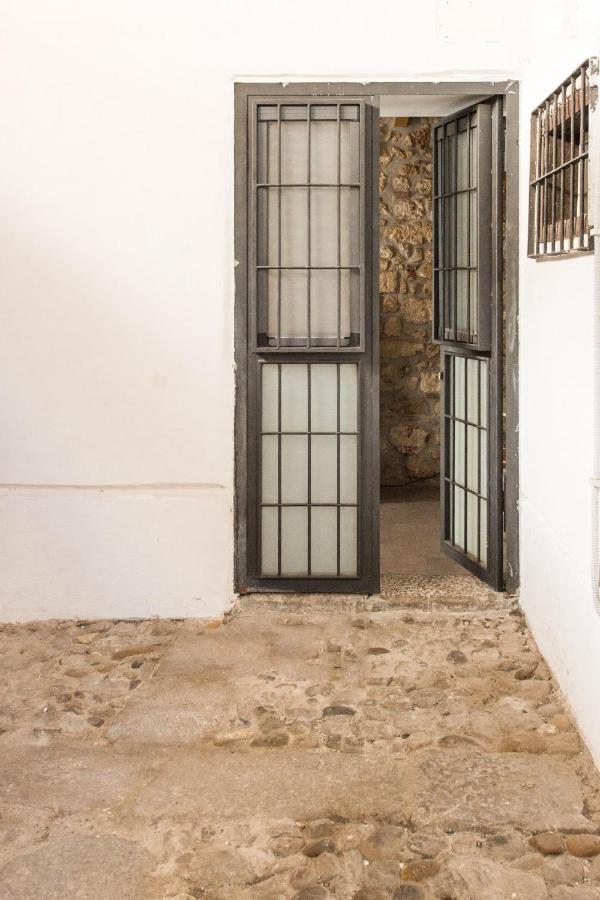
[379,117,440,487]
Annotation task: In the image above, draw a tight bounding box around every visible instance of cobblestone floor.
[2,580,600,898]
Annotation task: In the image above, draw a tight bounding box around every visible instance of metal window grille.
[529,60,596,257]
[252,101,364,350]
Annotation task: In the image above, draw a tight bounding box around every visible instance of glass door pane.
[255,102,362,348]
[433,104,492,350]
[260,362,359,578]
[444,352,489,571]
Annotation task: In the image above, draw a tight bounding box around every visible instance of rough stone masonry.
[1,579,600,898]
[379,117,440,488]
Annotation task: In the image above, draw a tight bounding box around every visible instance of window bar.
[542,99,550,252]
[277,363,282,576]
[277,105,282,349]
[307,363,312,575]
[577,64,587,245]
[307,105,312,348]
[534,110,542,254]
[337,105,341,349]
[570,74,576,249]
[541,100,548,252]
[560,83,566,253]
[477,359,482,563]
[463,356,468,553]
[551,93,557,252]
[336,362,341,575]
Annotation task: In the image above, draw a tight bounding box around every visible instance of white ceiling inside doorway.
[379,94,489,117]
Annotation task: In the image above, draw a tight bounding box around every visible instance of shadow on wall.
[379,117,440,488]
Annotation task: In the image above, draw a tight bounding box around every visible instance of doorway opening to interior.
[233,82,519,597]
[379,110,464,578]
[378,113,463,580]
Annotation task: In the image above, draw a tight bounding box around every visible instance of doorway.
[234,82,519,596]
[378,114,463,580]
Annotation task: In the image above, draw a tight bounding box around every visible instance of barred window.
[528,60,594,258]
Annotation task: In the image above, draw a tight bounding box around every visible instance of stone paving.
[2,580,600,898]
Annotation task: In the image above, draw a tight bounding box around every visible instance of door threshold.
[234,574,509,615]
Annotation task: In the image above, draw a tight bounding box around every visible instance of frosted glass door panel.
[281,365,308,431]
[340,435,358,504]
[340,365,358,431]
[281,507,308,576]
[260,362,359,578]
[445,353,489,568]
[339,507,358,576]
[254,101,362,348]
[310,507,337,575]
[310,364,337,431]
[261,508,278,576]
[281,435,308,503]
[311,435,337,504]
[281,189,308,266]
[310,112,360,185]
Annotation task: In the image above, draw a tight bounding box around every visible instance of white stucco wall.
[517,23,600,766]
[1,0,600,760]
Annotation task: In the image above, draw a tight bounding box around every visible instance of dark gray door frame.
[234,80,519,595]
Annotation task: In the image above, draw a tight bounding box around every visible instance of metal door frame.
[234,80,520,595]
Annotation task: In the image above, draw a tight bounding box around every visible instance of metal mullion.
[257,265,360,270]
[262,502,358,508]
[577,65,586,244]
[443,478,485,501]
[277,105,282,348]
[534,110,542,253]
[277,363,282,576]
[477,359,482,562]
[449,356,455,544]
[463,354,468,552]
[356,356,363,579]
[307,105,311,349]
[307,363,312,575]
[336,363,341,576]
[262,430,358,436]
[257,182,360,188]
[336,105,341,349]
